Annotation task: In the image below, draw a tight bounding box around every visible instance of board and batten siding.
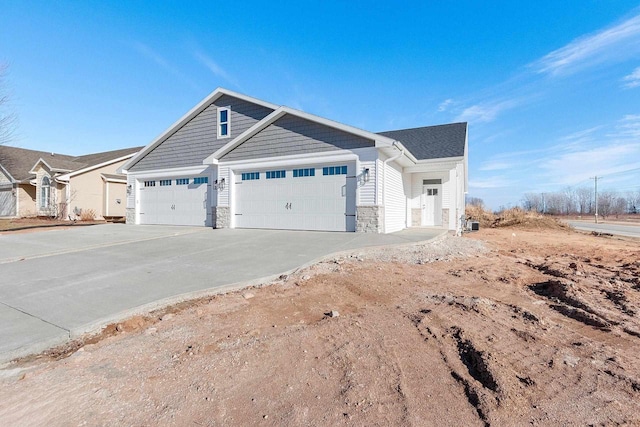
[220,114,374,162]
[383,161,406,233]
[129,95,274,172]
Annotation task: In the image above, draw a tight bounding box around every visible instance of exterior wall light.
[215,178,226,191]
[363,168,370,183]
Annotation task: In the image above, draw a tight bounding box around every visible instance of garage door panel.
[0,188,16,217]
[139,178,210,226]
[234,164,355,232]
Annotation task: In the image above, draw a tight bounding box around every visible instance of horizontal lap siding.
[129,95,273,172]
[384,162,406,233]
[220,114,373,161]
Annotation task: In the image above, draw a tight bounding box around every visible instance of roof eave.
[58,152,137,181]
[123,88,279,171]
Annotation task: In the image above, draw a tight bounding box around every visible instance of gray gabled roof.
[378,122,467,161]
[0,145,142,181]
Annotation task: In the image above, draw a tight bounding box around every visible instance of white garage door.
[0,188,16,217]
[234,164,356,232]
[139,177,211,226]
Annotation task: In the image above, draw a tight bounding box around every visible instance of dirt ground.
[1,227,639,426]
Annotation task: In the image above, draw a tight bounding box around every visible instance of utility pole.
[541,192,546,214]
[591,176,600,223]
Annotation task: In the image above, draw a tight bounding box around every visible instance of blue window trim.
[159,179,172,186]
[241,172,260,181]
[293,168,315,177]
[193,177,209,184]
[322,166,348,176]
[266,170,286,179]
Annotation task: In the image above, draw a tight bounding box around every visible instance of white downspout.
[381,142,404,233]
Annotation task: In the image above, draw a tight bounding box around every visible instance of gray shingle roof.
[0,145,142,181]
[377,122,467,160]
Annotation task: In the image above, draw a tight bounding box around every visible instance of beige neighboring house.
[0,145,141,219]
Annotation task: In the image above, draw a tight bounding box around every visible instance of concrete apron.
[0,225,446,365]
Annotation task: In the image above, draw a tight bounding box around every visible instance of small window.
[241,172,260,181]
[293,168,315,177]
[266,170,286,179]
[193,177,209,184]
[217,107,230,138]
[322,166,348,176]
[427,189,439,196]
[144,180,156,187]
[159,180,171,186]
[40,176,51,208]
[176,178,189,185]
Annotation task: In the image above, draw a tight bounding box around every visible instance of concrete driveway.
[0,224,445,363]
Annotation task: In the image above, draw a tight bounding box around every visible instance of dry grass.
[466,206,569,230]
[79,209,96,221]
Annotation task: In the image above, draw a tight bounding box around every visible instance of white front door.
[421,184,442,226]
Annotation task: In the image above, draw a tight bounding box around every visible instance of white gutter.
[381,142,404,232]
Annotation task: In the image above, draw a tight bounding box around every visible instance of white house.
[120,88,468,233]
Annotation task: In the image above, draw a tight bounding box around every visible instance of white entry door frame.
[421,179,442,226]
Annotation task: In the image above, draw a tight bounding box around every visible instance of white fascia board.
[58,153,137,181]
[403,157,465,174]
[0,163,15,183]
[100,174,127,183]
[220,151,360,171]
[126,164,214,179]
[207,106,399,163]
[205,107,287,163]
[122,88,279,171]
[28,159,72,175]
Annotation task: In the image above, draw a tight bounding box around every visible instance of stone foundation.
[356,205,384,233]
[125,208,135,224]
[212,206,230,229]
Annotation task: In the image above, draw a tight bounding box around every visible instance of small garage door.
[0,188,16,217]
[234,164,356,232]
[139,177,211,226]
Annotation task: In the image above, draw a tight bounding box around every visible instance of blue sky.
[1,1,639,209]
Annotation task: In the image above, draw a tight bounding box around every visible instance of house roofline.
[121,88,279,172]
[57,153,138,181]
[205,105,402,164]
[100,174,127,183]
[28,158,72,175]
[0,163,15,183]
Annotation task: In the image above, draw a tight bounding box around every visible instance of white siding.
[354,147,378,206]
[218,165,231,206]
[383,161,406,233]
[126,174,135,208]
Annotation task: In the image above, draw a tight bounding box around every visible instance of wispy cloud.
[622,66,640,88]
[193,50,240,88]
[469,176,512,189]
[132,41,199,90]
[534,13,640,76]
[438,98,454,112]
[455,98,521,123]
[478,161,513,171]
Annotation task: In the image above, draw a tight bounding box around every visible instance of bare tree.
[626,190,640,214]
[522,193,543,212]
[575,186,593,215]
[0,63,17,146]
[562,187,576,215]
[466,196,485,208]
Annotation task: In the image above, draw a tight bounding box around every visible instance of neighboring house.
[0,146,141,219]
[120,88,468,233]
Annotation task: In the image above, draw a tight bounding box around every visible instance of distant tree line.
[521,187,640,218]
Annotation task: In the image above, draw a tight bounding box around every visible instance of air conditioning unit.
[470,221,480,231]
